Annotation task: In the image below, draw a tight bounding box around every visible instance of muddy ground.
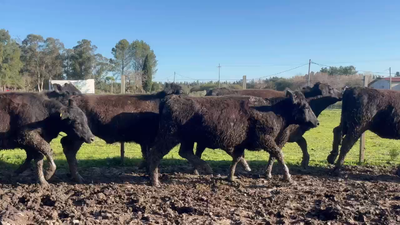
[0,164,399,224]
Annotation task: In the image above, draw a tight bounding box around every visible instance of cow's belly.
[370,118,400,139]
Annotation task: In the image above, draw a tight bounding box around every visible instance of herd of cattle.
[0,82,399,187]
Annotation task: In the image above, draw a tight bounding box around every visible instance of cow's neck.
[308,96,340,117]
[269,99,296,128]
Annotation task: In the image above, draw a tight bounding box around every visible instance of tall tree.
[63,48,74,78]
[70,39,97,79]
[21,34,46,91]
[93,53,111,89]
[0,29,23,90]
[130,40,157,89]
[42,37,65,81]
[142,54,153,92]
[111,39,132,82]
[320,66,357,76]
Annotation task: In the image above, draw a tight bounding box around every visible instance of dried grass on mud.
[0,165,399,224]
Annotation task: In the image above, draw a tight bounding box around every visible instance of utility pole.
[359,75,369,164]
[307,59,311,86]
[218,63,221,88]
[242,75,247,89]
[389,67,392,90]
[173,72,176,83]
[120,75,126,164]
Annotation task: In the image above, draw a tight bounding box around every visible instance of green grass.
[0,110,399,170]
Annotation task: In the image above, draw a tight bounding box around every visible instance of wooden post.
[242,75,247,89]
[359,75,368,164]
[120,75,126,164]
[389,67,392,90]
[307,59,311,86]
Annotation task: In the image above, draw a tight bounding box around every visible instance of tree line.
[0,29,157,93]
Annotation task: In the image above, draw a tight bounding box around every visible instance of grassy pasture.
[0,110,399,171]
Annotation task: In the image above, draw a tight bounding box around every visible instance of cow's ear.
[53,84,63,93]
[286,89,298,104]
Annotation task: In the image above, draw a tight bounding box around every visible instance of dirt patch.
[0,165,399,224]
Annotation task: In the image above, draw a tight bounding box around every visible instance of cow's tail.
[338,88,356,136]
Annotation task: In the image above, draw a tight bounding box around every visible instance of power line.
[254,63,309,79]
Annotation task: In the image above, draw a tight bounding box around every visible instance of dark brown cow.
[147,90,319,186]
[327,87,400,174]
[196,83,342,176]
[53,83,81,95]
[0,92,94,186]
[36,83,184,183]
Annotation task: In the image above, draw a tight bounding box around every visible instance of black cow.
[147,90,319,186]
[328,87,400,174]
[0,92,94,186]
[53,83,81,95]
[37,83,184,183]
[194,83,342,177]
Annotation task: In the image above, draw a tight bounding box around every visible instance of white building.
[49,79,95,94]
[368,77,400,90]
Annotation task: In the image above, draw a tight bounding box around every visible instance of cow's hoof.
[330,167,341,176]
[150,181,161,188]
[204,165,213,175]
[265,173,273,180]
[283,174,292,183]
[327,154,337,164]
[73,174,85,184]
[138,161,147,169]
[301,160,309,169]
[44,169,56,181]
[193,169,200,176]
[243,165,252,172]
[39,181,50,188]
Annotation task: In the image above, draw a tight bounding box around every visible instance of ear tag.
[60,113,63,118]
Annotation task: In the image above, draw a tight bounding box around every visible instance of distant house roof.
[368,77,400,87]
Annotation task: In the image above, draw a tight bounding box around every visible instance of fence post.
[359,75,368,164]
[120,75,126,164]
[242,75,247,89]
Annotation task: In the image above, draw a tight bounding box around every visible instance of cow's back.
[0,93,49,131]
[342,88,400,139]
[161,96,255,149]
[71,94,161,144]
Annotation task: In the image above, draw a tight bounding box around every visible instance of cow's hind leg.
[227,148,245,182]
[193,144,206,175]
[20,131,57,182]
[265,155,275,179]
[61,136,84,183]
[148,136,180,187]
[138,144,149,170]
[238,152,251,172]
[14,150,36,175]
[297,137,309,169]
[179,141,213,174]
[262,136,292,182]
[33,153,49,187]
[332,130,362,175]
[327,126,342,164]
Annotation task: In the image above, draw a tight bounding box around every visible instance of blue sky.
[1,0,400,82]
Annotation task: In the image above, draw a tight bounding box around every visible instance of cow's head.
[53,83,81,95]
[286,90,319,128]
[163,83,185,95]
[205,88,233,96]
[302,82,342,100]
[57,99,95,144]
